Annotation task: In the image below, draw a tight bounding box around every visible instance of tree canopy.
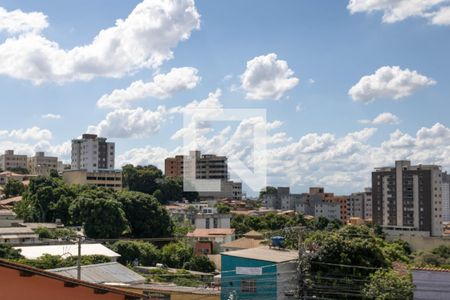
[4,179,25,198]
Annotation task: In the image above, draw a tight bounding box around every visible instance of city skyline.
[1,0,450,194]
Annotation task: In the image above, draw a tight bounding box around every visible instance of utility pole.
[76,236,82,280]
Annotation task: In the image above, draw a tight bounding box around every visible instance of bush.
[183,255,216,273]
[110,240,160,266]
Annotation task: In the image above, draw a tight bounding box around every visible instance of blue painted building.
[221,246,298,300]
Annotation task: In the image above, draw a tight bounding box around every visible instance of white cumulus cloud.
[349,66,436,103]
[0,0,200,84]
[87,107,167,139]
[97,67,200,109]
[430,6,450,24]
[0,7,48,34]
[359,112,400,125]
[347,0,450,24]
[0,126,52,141]
[240,53,299,100]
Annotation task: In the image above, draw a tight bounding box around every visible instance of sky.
[0,0,450,196]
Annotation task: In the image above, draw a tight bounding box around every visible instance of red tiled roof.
[412,266,450,273]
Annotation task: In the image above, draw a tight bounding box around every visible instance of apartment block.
[27,152,58,176]
[62,170,122,191]
[165,150,241,200]
[0,150,27,171]
[372,160,443,237]
[165,150,228,179]
[71,134,115,172]
[442,172,450,222]
[194,207,231,229]
[349,188,372,221]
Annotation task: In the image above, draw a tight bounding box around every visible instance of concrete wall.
[413,269,450,300]
[386,234,450,251]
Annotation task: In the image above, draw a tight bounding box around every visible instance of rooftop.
[48,262,146,285]
[187,228,235,238]
[15,243,120,260]
[221,237,265,249]
[221,246,298,263]
[0,259,145,299]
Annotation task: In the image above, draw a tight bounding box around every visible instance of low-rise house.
[221,230,265,252]
[0,227,38,245]
[187,228,235,255]
[0,171,35,185]
[413,267,450,300]
[221,246,298,300]
[15,243,120,261]
[120,284,219,300]
[0,196,22,209]
[0,209,23,227]
[0,259,145,300]
[48,262,146,285]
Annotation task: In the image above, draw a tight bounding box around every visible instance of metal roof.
[221,246,298,263]
[48,262,145,285]
[14,243,120,259]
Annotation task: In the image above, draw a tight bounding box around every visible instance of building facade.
[62,170,122,190]
[71,134,115,172]
[349,188,372,220]
[221,247,298,300]
[0,150,27,171]
[165,150,228,179]
[194,207,231,229]
[28,152,58,176]
[372,160,443,236]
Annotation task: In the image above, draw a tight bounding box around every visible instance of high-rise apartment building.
[441,172,450,222]
[64,134,121,190]
[0,150,27,171]
[165,150,228,179]
[27,152,58,176]
[71,134,115,172]
[372,160,443,236]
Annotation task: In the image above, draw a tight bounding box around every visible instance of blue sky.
[1,0,450,195]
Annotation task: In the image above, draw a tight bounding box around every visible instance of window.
[241,279,256,293]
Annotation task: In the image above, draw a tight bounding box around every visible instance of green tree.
[183,255,216,273]
[117,191,173,238]
[161,242,193,269]
[0,244,23,259]
[110,240,160,266]
[122,164,163,195]
[4,179,25,198]
[258,186,277,199]
[363,269,414,300]
[69,190,128,238]
[215,202,231,214]
[7,167,29,174]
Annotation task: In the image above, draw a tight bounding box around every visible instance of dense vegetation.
[122,164,199,203]
[13,176,173,239]
[108,240,215,273]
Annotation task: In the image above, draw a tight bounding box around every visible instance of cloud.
[117,146,174,168]
[308,78,315,84]
[0,126,52,141]
[0,7,48,34]
[359,112,400,125]
[430,6,450,24]
[114,121,450,194]
[240,53,299,100]
[97,67,200,109]
[295,103,302,112]
[347,0,450,24]
[41,113,62,120]
[88,107,167,138]
[0,0,200,84]
[349,66,436,103]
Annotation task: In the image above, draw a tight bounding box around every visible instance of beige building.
[28,152,58,176]
[0,150,27,171]
[62,170,122,190]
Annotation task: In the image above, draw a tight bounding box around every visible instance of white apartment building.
[194,207,231,229]
[0,150,27,171]
[71,134,115,172]
[349,188,372,220]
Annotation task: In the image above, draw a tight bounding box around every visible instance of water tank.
[271,236,285,248]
